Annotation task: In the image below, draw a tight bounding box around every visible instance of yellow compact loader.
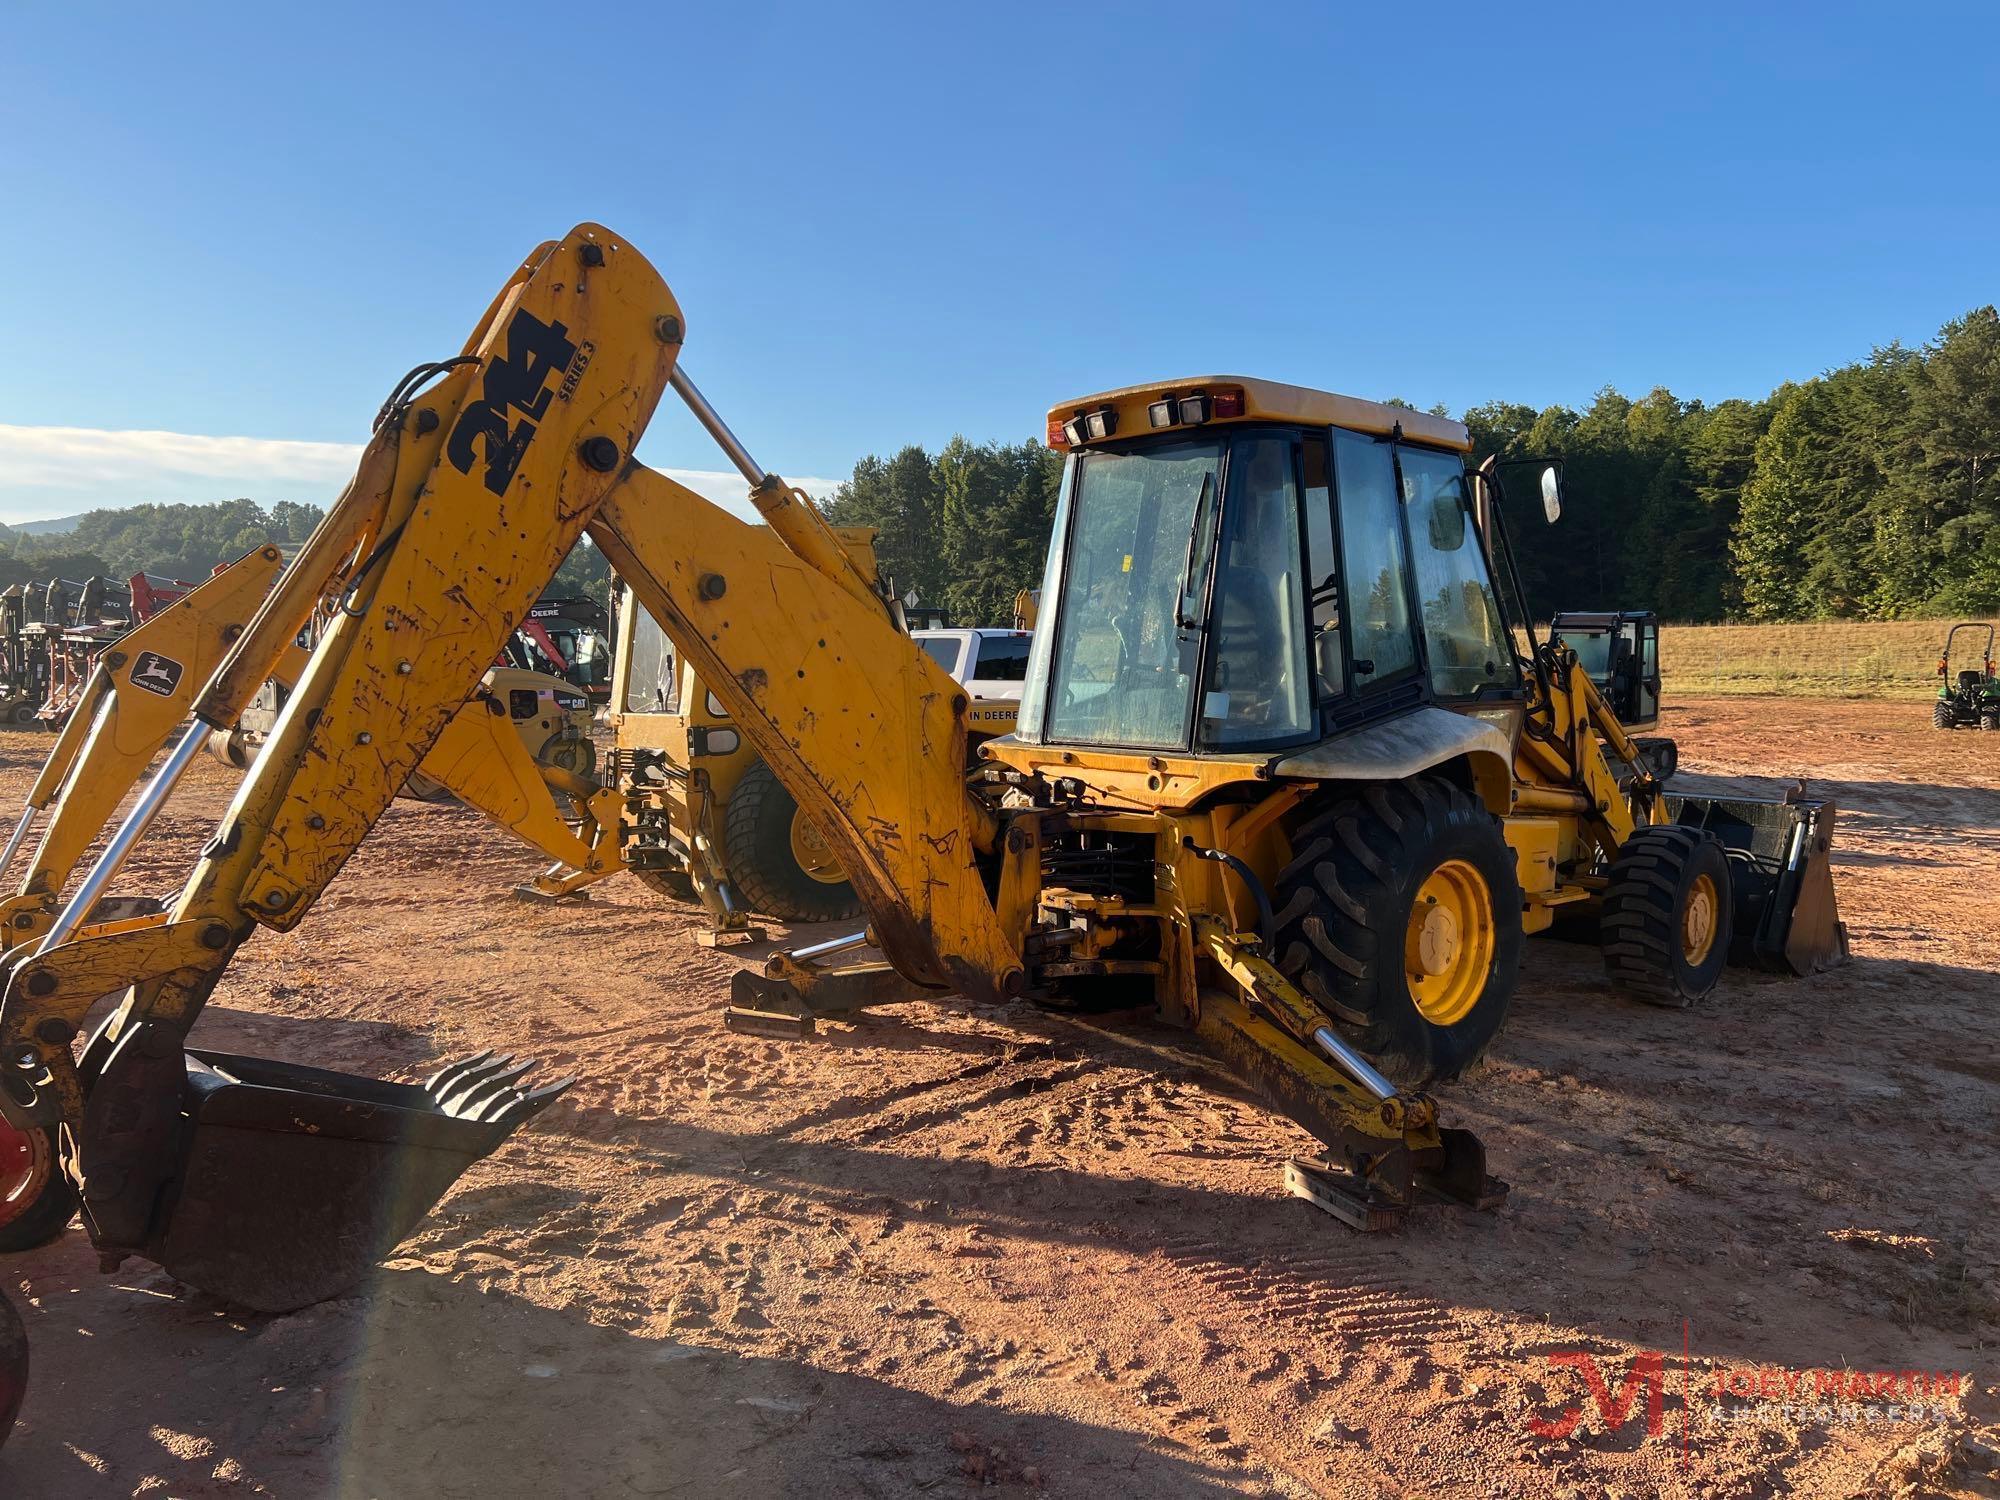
[0,227,1846,1424]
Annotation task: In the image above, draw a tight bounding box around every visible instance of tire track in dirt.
[1153,1231,1470,1355]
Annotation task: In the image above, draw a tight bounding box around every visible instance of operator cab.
[1014,378,1518,760]
[1548,610,1661,731]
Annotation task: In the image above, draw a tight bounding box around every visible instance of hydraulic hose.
[1182,839,1275,949]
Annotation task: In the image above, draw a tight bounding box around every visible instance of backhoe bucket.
[86,1047,571,1313]
[1667,792,1848,975]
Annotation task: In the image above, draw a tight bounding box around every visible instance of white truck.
[911,627,1032,749]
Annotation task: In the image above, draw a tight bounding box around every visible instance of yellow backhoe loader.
[0,227,1844,1428]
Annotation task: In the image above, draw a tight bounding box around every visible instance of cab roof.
[1047,375,1471,454]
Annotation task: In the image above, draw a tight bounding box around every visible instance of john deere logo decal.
[130,651,184,697]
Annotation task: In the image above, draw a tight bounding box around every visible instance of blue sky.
[1,3,1995,523]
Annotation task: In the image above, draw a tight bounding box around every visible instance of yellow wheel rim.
[1681,872,1719,966]
[1403,858,1494,1027]
[788,808,847,886]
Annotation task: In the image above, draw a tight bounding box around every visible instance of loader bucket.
[108,1049,571,1314]
[1666,792,1849,975]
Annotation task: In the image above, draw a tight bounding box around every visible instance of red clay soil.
[0,697,1993,1498]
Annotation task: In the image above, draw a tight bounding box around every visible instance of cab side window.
[1301,434,1341,701]
[1398,446,1513,699]
[1332,432,1418,692]
[1201,435,1312,746]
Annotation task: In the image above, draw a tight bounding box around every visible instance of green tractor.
[1933,623,1999,731]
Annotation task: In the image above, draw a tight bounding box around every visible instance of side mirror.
[1540,465,1563,524]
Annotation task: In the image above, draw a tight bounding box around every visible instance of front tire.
[1599,825,1732,1007]
[400,771,458,804]
[1272,777,1521,1085]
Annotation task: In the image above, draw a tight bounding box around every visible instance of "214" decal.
[446,307,591,497]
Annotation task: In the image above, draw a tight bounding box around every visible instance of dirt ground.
[0,697,1994,1498]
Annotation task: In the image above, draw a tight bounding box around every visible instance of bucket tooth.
[487,1076,576,1126]
[444,1059,540,1117]
[424,1050,498,1095]
[429,1053,519,1110]
[436,1064,536,1120]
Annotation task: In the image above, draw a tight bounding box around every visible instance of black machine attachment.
[79,1041,571,1313]
[1668,789,1848,974]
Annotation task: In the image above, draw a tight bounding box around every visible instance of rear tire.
[723,760,862,922]
[1933,700,1956,730]
[0,1120,77,1252]
[534,731,595,821]
[1981,712,2000,733]
[1272,777,1521,1085]
[1600,826,1732,1007]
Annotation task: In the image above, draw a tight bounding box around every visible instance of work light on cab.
[1148,386,1244,430]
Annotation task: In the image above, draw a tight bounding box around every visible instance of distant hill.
[13,514,84,537]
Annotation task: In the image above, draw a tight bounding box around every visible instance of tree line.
[0,497,609,601]
[828,304,1998,625]
[0,499,325,590]
[8,302,1990,625]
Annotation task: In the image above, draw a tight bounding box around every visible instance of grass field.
[1659,616,2000,699]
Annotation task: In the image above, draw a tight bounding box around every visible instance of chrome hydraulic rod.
[668,364,765,487]
[36,721,208,954]
[1310,1025,1398,1103]
[0,805,36,884]
[663,364,892,622]
[789,929,871,963]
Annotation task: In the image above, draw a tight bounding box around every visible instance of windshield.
[1399,446,1513,698]
[1557,626,1614,680]
[1044,441,1221,748]
[1202,434,1311,746]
